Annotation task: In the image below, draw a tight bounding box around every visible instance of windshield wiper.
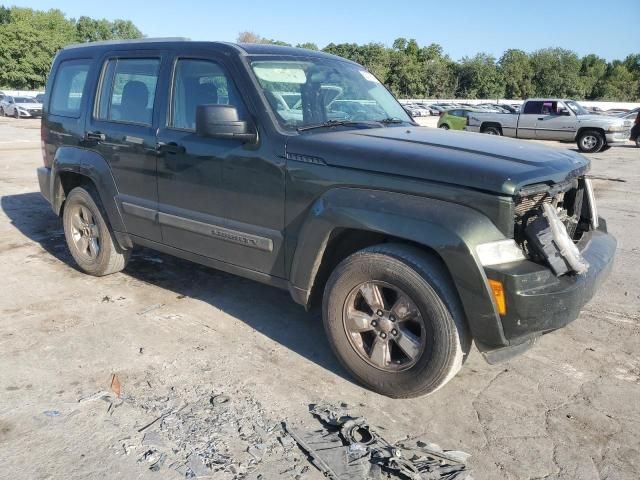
[296,120,383,132]
[377,117,405,124]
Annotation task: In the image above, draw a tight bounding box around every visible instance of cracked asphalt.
[1,115,639,479]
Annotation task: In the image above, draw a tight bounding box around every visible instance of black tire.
[0,107,4,116]
[439,124,450,130]
[13,109,19,119]
[599,145,611,152]
[62,186,130,276]
[577,129,604,153]
[482,125,502,136]
[322,244,470,398]
[635,137,640,148]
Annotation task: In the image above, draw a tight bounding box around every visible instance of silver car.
[0,96,43,118]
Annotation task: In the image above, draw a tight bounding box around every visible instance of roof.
[61,38,359,66]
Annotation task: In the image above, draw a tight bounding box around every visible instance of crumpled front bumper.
[480,221,616,362]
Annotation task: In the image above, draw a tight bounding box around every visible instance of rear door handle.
[85,131,105,141]
[156,141,184,155]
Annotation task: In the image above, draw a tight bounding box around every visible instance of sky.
[6,0,639,61]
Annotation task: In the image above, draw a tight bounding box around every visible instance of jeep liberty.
[37,39,616,397]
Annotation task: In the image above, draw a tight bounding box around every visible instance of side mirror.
[559,110,571,116]
[196,105,257,143]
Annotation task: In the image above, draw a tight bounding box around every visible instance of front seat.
[120,81,151,124]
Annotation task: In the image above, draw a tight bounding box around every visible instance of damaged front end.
[477,174,616,363]
[514,176,596,276]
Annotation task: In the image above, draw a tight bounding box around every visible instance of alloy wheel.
[343,281,426,372]
[581,135,598,150]
[70,205,100,260]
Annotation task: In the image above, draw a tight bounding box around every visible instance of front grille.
[514,178,589,253]
[514,192,551,218]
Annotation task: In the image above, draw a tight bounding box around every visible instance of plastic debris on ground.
[285,403,473,480]
[111,384,309,479]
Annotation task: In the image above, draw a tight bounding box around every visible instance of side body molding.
[51,146,132,249]
[288,188,509,347]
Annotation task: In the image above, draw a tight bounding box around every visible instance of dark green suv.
[37,39,616,397]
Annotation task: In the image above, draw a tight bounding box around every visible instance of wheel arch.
[576,126,605,141]
[52,146,132,249]
[480,122,503,134]
[287,187,509,347]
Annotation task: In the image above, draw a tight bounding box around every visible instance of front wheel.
[13,109,19,119]
[63,186,130,276]
[439,124,450,130]
[635,137,640,148]
[323,244,470,398]
[0,107,4,116]
[577,130,604,153]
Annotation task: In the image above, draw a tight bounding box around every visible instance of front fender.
[52,146,132,249]
[289,187,509,347]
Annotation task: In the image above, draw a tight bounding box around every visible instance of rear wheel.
[599,145,611,152]
[482,125,501,135]
[63,186,130,276]
[323,244,470,398]
[439,124,450,130]
[636,137,640,148]
[577,130,604,153]
[0,107,4,116]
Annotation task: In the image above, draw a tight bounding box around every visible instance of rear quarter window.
[49,58,92,118]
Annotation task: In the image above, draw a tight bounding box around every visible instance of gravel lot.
[1,115,639,479]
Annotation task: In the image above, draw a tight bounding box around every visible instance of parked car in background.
[606,108,630,115]
[466,98,633,153]
[498,104,519,113]
[619,107,639,120]
[404,104,430,117]
[0,95,43,118]
[35,93,45,103]
[428,104,448,115]
[437,108,477,130]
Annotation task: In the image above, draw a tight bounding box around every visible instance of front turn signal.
[488,279,507,316]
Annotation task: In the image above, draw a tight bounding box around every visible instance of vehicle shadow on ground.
[1,192,353,385]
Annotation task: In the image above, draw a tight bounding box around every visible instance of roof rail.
[63,37,191,50]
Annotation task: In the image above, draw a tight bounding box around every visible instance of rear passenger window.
[170,59,246,130]
[96,58,160,125]
[523,101,543,114]
[50,59,91,118]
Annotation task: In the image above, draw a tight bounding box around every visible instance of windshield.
[249,57,412,130]
[565,100,588,116]
[14,97,36,103]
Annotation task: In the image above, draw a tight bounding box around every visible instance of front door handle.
[537,117,545,120]
[85,131,106,142]
[156,141,184,155]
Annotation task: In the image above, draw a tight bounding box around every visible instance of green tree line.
[0,6,142,89]
[1,8,638,102]
[241,32,639,101]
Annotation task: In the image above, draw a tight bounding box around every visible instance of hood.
[577,114,627,126]
[286,126,589,196]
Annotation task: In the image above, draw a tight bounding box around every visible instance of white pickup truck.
[466,98,633,153]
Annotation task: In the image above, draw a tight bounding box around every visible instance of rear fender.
[288,187,509,347]
[52,146,132,249]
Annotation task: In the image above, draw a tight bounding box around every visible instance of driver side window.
[170,59,246,131]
